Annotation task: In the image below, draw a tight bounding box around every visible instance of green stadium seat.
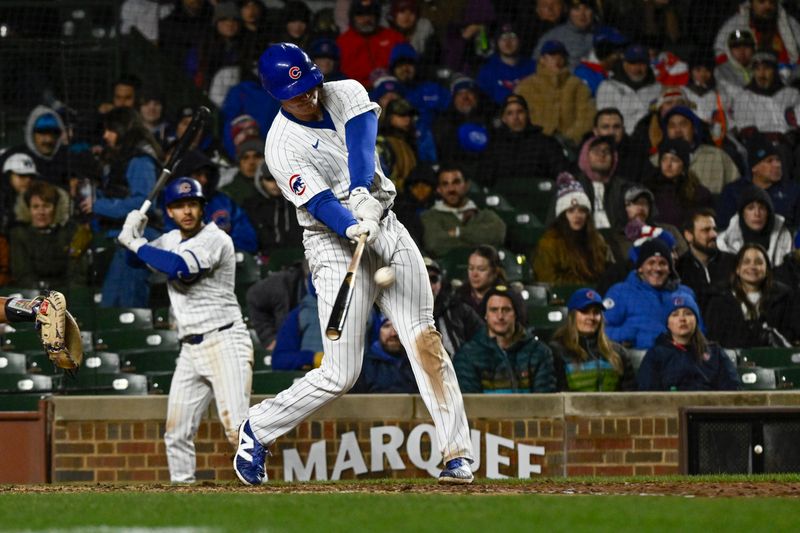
[503,211,547,252]
[0,395,43,411]
[737,366,777,390]
[480,193,516,214]
[62,286,100,308]
[627,349,647,373]
[493,178,556,220]
[146,371,174,394]
[266,247,305,272]
[94,308,154,332]
[775,367,800,389]
[738,347,800,368]
[497,248,532,283]
[152,307,172,329]
[120,350,179,373]
[61,372,148,395]
[527,305,567,342]
[25,352,55,374]
[521,285,550,308]
[548,284,586,306]
[94,329,180,353]
[251,370,306,394]
[249,329,272,370]
[0,373,55,393]
[82,352,121,374]
[0,352,27,374]
[2,331,45,352]
[68,306,97,331]
[236,251,262,287]
[438,248,472,283]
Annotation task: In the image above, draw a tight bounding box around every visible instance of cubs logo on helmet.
[289,174,306,195]
[164,177,205,206]
[288,66,302,80]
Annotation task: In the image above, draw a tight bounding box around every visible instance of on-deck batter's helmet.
[258,42,323,101]
[164,177,205,207]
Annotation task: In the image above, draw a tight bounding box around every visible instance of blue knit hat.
[666,293,700,321]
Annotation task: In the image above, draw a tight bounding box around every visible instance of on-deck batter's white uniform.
[248,79,473,465]
[148,222,254,482]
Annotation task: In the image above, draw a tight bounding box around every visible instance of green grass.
[0,491,797,532]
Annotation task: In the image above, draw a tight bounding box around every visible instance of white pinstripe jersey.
[149,222,242,336]
[264,79,396,230]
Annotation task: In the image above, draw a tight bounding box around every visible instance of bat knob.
[325,329,342,341]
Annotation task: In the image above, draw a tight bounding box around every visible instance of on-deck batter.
[233,43,474,485]
[118,177,253,483]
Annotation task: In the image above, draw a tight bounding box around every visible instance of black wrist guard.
[4,297,41,323]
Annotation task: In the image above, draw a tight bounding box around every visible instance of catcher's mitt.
[35,291,83,371]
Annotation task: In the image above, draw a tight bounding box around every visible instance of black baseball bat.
[138,105,211,214]
[325,234,368,341]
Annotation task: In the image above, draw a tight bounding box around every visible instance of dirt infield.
[3,480,799,498]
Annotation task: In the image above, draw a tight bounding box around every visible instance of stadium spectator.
[271,277,323,371]
[714,0,800,73]
[220,68,281,161]
[644,138,714,229]
[573,26,628,97]
[717,134,800,230]
[220,136,263,206]
[533,173,612,284]
[706,243,797,348]
[246,261,306,350]
[431,76,493,180]
[476,21,536,105]
[774,233,800,292]
[308,38,346,82]
[552,135,632,231]
[533,0,594,70]
[638,293,739,391]
[337,0,406,88]
[549,288,635,392]
[514,39,595,146]
[591,108,651,182]
[274,1,312,49]
[392,165,437,246]
[684,50,735,148]
[454,245,508,315]
[386,0,441,74]
[238,0,272,64]
[170,105,230,166]
[479,94,568,187]
[1,153,38,231]
[1,106,72,188]
[426,257,483,357]
[159,0,214,68]
[630,86,693,159]
[169,149,258,253]
[716,185,793,267]
[242,162,303,257]
[80,107,161,307]
[351,317,419,393]
[96,74,144,116]
[120,0,174,44]
[676,208,737,312]
[511,0,566,58]
[376,98,418,191]
[656,106,740,194]
[715,29,755,94]
[441,0,496,76]
[454,284,556,393]
[596,44,662,136]
[604,238,698,350]
[9,181,82,288]
[370,75,403,109]
[420,166,506,257]
[186,2,244,91]
[138,88,170,149]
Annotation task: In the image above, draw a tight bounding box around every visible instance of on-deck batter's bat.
[138,105,211,214]
[325,233,368,341]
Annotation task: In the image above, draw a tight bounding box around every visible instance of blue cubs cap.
[594,26,628,46]
[567,288,604,312]
[457,123,488,153]
[450,76,478,96]
[624,44,649,63]
[541,40,568,57]
[666,293,701,321]
[308,38,340,61]
[33,114,62,132]
[369,76,401,101]
[390,42,418,68]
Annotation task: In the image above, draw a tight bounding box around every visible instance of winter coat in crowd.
[476,52,536,105]
[675,249,738,313]
[596,65,663,136]
[420,199,506,258]
[434,286,484,357]
[478,123,569,186]
[549,335,636,392]
[242,171,303,255]
[717,212,793,268]
[350,340,419,394]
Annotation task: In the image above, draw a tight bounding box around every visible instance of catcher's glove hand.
[35,291,83,372]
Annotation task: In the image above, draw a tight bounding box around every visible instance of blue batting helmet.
[258,42,323,101]
[164,177,205,207]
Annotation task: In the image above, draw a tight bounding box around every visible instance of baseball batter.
[233,43,474,485]
[118,177,253,483]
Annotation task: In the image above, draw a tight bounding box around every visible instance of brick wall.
[50,392,800,482]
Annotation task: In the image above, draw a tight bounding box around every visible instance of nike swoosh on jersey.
[312,139,319,149]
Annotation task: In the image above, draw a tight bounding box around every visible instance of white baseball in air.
[374,267,396,288]
[754,444,763,454]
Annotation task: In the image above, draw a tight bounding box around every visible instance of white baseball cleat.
[438,458,474,485]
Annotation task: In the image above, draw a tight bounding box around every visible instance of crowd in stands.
[4,0,800,395]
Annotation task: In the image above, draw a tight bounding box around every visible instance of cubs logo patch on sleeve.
[289,174,306,195]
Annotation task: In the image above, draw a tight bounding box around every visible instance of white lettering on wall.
[283,440,328,481]
[331,431,369,480]
[518,444,545,477]
[485,433,515,479]
[370,425,405,472]
[406,424,442,477]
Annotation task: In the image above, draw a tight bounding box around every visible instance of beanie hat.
[728,29,755,48]
[450,76,478,96]
[658,137,691,170]
[746,134,779,168]
[541,40,568,57]
[33,113,62,132]
[236,136,264,160]
[389,42,418,68]
[567,288,604,312]
[501,94,529,114]
[666,293,701,322]
[629,223,677,250]
[635,237,673,270]
[623,43,649,63]
[554,172,592,218]
[213,1,241,23]
[624,184,655,206]
[230,114,260,148]
[752,49,778,67]
[370,76,401,101]
[654,86,689,111]
[309,38,340,60]
[479,284,526,324]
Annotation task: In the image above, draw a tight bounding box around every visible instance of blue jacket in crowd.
[220,79,281,159]
[272,287,323,371]
[717,176,800,230]
[350,340,419,394]
[604,270,699,350]
[476,53,536,105]
[637,333,739,391]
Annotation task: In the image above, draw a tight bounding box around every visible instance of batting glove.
[118,218,148,253]
[123,210,149,239]
[349,187,383,222]
[345,219,380,245]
